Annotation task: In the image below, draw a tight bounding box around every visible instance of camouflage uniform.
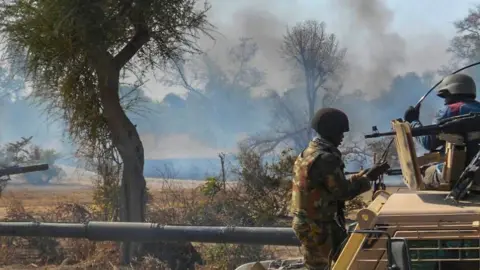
[291,137,371,269]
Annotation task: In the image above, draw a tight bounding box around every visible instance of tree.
[247,20,347,154]
[446,5,480,84]
[448,5,480,63]
[0,0,211,263]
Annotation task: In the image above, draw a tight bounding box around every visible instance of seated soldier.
[403,73,480,190]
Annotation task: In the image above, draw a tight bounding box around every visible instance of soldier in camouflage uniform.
[291,108,373,270]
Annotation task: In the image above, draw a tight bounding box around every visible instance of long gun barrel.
[364,113,480,139]
[345,168,402,176]
[0,164,49,177]
[0,221,300,246]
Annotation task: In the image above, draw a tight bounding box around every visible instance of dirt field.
[0,180,406,219]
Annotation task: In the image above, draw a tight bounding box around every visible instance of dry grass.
[0,179,406,270]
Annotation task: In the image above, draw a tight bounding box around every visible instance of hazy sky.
[9,0,479,160]
[138,0,476,101]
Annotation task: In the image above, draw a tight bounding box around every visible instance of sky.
[138,0,477,102]
[4,0,480,161]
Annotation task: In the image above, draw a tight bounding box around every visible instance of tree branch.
[114,28,150,69]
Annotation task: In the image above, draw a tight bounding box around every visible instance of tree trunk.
[98,68,147,264]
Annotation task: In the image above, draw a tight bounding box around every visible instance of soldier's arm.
[411,109,445,151]
[310,153,371,201]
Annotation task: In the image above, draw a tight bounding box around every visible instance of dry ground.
[0,179,406,220]
[0,178,407,269]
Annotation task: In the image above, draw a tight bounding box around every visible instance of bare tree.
[448,5,480,63]
[247,20,347,154]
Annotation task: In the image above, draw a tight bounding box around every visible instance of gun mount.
[365,112,480,139]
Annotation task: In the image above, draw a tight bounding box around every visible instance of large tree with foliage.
[0,0,210,262]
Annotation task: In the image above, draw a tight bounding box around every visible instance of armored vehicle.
[236,114,480,270]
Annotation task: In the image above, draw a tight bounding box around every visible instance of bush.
[0,145,368,269]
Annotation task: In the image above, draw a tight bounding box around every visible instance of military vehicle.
[234,112,480,270]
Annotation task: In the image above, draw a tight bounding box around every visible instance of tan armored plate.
[391,120,424,190]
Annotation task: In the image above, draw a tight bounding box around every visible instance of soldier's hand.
[404,105,420,123]
[349,169,366,181]
[364,162,391,180]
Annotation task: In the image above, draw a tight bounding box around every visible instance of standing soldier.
[290,108,374,269]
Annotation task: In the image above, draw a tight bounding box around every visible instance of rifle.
[0,164,49,177]
[365,113,480,139]
[345,168,402,176]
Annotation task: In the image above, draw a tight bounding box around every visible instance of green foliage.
[200,176,222,198]
[91,160,122,221]
[0,1,212,220]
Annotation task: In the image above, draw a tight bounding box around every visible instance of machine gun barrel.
[345,168,402,176]
[0,221,300,246]
[364,113,480,139]
[0,164,49,177]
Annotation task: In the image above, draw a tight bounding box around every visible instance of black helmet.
[437,73,476,98]
[311,108,349,137]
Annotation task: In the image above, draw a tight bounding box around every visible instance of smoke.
[332,0,407,96]
[134,0,457,160]
[0,0,462,165]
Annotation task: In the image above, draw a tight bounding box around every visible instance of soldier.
[290,108,374,269]
[404,73,480,190]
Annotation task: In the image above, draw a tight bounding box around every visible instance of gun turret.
[364,113,480,139]
[0,164,49,178]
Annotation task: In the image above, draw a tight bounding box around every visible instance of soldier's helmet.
[437,73,476,98]
[311,108,349,137]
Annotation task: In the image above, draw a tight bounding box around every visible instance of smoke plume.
[332,0,406,96]
[0,0,460,166]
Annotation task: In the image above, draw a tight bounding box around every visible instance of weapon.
[0,164,49,177]
[345,168,402,176]
[0,221,300,246]
[446,150,480,201]
[370,61,480,164]
[364,113,480,139]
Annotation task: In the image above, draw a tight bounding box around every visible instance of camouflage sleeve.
[310,153,371,201]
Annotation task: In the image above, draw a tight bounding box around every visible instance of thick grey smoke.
[1,0,458,164]
[332,0,407,96]
[137,0,457,159]
[147,0,452,100]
